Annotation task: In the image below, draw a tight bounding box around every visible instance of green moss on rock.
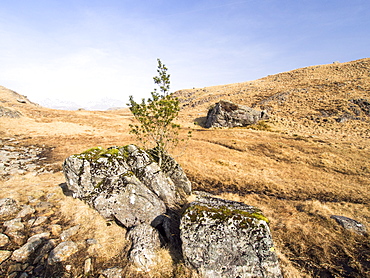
[73,146,130,162]
[185,204,269,229]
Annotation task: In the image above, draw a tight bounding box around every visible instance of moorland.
[0,58,369,277]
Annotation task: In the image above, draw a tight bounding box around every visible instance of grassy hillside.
[0,58,369,277]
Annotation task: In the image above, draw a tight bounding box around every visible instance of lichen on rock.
[180,193,282,278]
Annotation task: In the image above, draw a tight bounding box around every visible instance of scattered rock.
[350,98,370,116]
[0,198,19,218]
[205,100,269,128]
[16,205,36,218]
[48,241,79,265]
[127,223,161,272]
[11,232,50,263]
[0,106,22,118]
[331,215,367,235]
[180,193,282,278]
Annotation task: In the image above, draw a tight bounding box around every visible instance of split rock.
[63,145,191,228]
[127,223,161,272]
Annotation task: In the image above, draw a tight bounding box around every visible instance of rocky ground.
[0,137,56,180]
[0,139,130,277]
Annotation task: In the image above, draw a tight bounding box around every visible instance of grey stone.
[331,215,367,235]
[102,267,124,278]
[205,100,269,128]
[60,225,80,241]
[0,198,19,217]
[86,238,98,245]
[32,216,48,226]
[16,205,36,218]
[11,232,50,263]
[4,218,24,233]
[127,223,161,272]
[180,194,282,278]
[48,241,79,265]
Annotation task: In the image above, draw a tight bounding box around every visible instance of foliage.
[128,59,185,166]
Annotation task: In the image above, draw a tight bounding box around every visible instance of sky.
[0,0,369,110]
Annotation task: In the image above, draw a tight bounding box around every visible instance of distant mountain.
[38,98,126,111]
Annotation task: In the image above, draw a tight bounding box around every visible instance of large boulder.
[205,100,268,128]
[180,192,282,278]
[63,145,191,228]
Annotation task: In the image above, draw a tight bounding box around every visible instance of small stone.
[27,218,36,226]
[0,250,12,264]
[84,258,93,274]
[32,216,48,226]
[30,226,45,235]
[102,267,124,278]
[8,231,27,246]
[86,238,98,245]
[0,198,19,217]
[33,264,44,274]
[16,205,35,218]
[4,218,24,233]
[11,232,49,263]
[60,225,80,241]
[19,272,28,278]
[50,224,62,236]
[48,241,79,265]
[8,263,23,272]
[0,233,10,247]
[35,201,53,211]
[65,264,72,272]
[8,272,18,278]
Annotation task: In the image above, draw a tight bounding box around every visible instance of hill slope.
[175,58,370,140]
[0,59,369,277]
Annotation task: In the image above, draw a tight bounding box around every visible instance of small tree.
[128,59,182,166]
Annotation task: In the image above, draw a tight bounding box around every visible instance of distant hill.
[175,58,370,139]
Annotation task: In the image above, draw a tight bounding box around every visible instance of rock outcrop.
[205,100,268,128]
[63,145,192,271]
[180,192,282,278]
[63,145,191,228]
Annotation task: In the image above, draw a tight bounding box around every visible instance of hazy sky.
[1,0,369,109]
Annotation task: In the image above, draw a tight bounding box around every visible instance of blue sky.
[0,0,369,109]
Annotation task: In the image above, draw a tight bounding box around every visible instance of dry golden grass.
[1,58,369,277]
